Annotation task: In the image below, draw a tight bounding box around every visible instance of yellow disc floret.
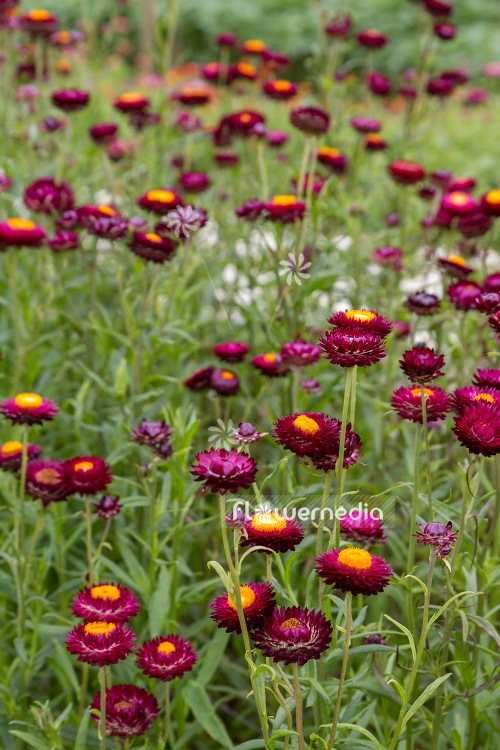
[448,255,466,266]
[29,9,51,21]
[345,309,376,323]
[272,80,292,91]
[228,585,256,611]
[280,617,302,630]
[251,511,287,533]
[272,195,297,207]
[293,415,320,435]
[263,353,277,362]
[158,641,176,655]
[474,393,494,403]
[146,190,175,203]
[145,233,162,243]
[1,440,23,456]
[91,584,120,601]
[338,547,373,571]
[8,218,35,231]
[74,460,94,472]
[486,190,500,205]
[15,393,43,409]
[84,621,116,637]
[221,370,236,380]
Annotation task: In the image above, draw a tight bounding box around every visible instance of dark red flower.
[400,84,417,99]
[40,116,65,132]
[475,292,500,314]
[340,512,386,545]
[451,386,500,413]
[241,511,304,553]
[372,246,402,268]
[209,368,240,396]
[0,440,41,474]
[438,255,473,278]
[179,172,210,193]
[261,50,290,70]
[66,621,136,666]
[71,583,140,624]
[448,176,475,191]
[489,311,500,336]
[434,23,456,40]
[0,393,58,425]
[472,368,500,390]
[317,146,348,175]
[213,342,249,363]
[25,459,69,506]
[90,684,159,738]
[263,80,297,101]
[62,456,112,496]
[171,86,211,106]
[130,231,178,263]
[290,106,330,134]
[24,177,74,214]
[235,199,264,221]
[391,385,451,423]
[404,292,441,315]
[51,89,90,112]
[0,218,46,249]
[183,366,214,391]
[280,340,320,367]
[210,582,276,633]
[452,402,500,456]
[263,195,305,224]
[311,426,362,472]
[365,133,388,151]
[90,123,118,144]
[190,448,257,494]
[328,309,392,337]
[480,190,500,217]
[388,160,425,185]
[137,189,184,215]
[214,151,239,167]
[357,29,388,48]
[368,72,391,96]
[364,633,386,645]
[20,9,58,36]
[252,352,288,377]
[399,347,445,384]
[441,191,478,216]
[427,77,454,97]
[393,320,411,337]
[217,31,238,47]
[114,92,150,112]
[315,547,393,596]
[319,329,387,367]
[485,274,500,293]
[48,230,79,252]
[326,13,352,37]
[241,39,267,55]
[273,412,340,458]
[93,494,122,519]
[447,281,482,310]
[425,0,453,17]
[431,169,453,186]
[253,606,332,665]
[136,634,197,681]
[267,130,289,148]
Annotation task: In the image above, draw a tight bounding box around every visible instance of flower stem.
[291,663,305,750]
[149,460,159,595]
[335,368,353,547]
[258,141,269,201]
[420,387,434,520]
[163,682,171,746]
[407,426,422,633]
[98,667,106,750]
[266,553,273,584]
[84,496,95,586]
[327,591,352,750]
[316,470,333,558]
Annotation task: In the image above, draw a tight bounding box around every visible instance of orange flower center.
[280,617,302,630]
[57,60,71,73]
[146,232,162,243]
[272,80,292,92]
[448,191,469,207]
[338,547,373,571]
[147,190,175,203]
[251,511,287,532]
[237,63,257,76]
[486,189,500,205]
[8,218,35,231]
[35,468,60,484]
[448,255,466,266]
[114,701,134,710]
[345,309,376,322]
[244,39,266,52]
[411,387,434,399]
[1,440,23,456]
[98,205,116,216]
[58,31,71,44]
[74,460,94,472]
[293,415,319,434]
[220,370,236,380]
[272,195,297,207]
[365,29,380,36]
[263,352,277,362]
[15,393,43,409]
[367,133,382,143]
[228,585,256,611]
[84,621,116,637]
[91,584,120,601]
[240,113,252,123]
[29,9,51,21]
[474,393,494,403]
[158,641,176,655]
[182,87,208,97]
[319,146,340,157]
[120,92,143,103]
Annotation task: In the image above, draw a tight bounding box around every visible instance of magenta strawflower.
[414,521,457,559]
[51,89,90,112]
[93,494,122,519]
[473,368,500,390]
[136,635,197,681]
[240,511,304,553]
[62,456,112,495]
[399,346,445,384]
[388,160,425,185]
[391,386,451,423]
[447,281,482,311]
[263,195,305,224]
[290,106,330,134]
[232,423,263,444]
[280,340,321,367]
[340,512,386,545]
[235,199,264,221]
[65,621,136,666]
[24,177,74,214]
[130,232,178,263]
[209,368,240,396]
[114,92,150,112]
[0,440,41,474]
[183,366,214,391]
[90,684,159,738]
[351,116,382,133]
[273,412,341,458]
[210,582,276,633]
[357,29,388,48]
[372,246,403,269]
[25,459,69,506]
[325,12,352,37]
[441,191,478,216]
[130,420,173,448]
[328,309,392,337]
[253,606,332,665]
[213,342,249,363]
[474,292,500,314]
[190,448,257,494]
[319,329,387,368]
[0,393,58,425]
[252,352,288,377]
[71,583,140,624]
[404,292,441,315]
[137,189,184,215]
[489,312,500,336]
[438,255,473,278]
[315,547,393,596]
[0,218,46,249]
[179,171,210,193]
[48,230,79,252]
[452,402,500,456]
[90,123,118,144]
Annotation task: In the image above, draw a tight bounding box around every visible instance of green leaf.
[8,731,51,750]
[426,592,476,631]
[183,682,232,748]
[269,729,298,750]
[335,723,385,750]
[384,615,416,660]
[197,628,230,687]
[401,674,452,728]
[149,567,171,637]
[114,356,128,397]
[74,707,90,750]
[207,560,229,590]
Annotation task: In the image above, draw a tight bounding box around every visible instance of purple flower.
[190,448,257,494]
[253,606,332,665]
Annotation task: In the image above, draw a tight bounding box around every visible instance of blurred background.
[19,0,500,79]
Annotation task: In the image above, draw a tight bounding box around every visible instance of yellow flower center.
[120,92,143,102]
[319,146,340,157]
[272,80,292,91]
[251,511,287,532]
[182,87,208,97]
[15,393,43,409]
[220,370,236,380]
[272,195,297,207]
[98,205,116,216]
[411,387,434,399]
[29,9,51,21]
[145,233,162,243]
[114,701,134,710]
[263,352,277,362]
[8,218,35,231]
[293,415,320,434]
[74,460,94,472]
[57,60,71,73]
[448,255,466,266]
[91,584,120,601]
[280,617,302,630]
[158,641,176,655]
[228,585,256,611]
[367,133,382,143]
[35,468,60,484]
[1,440,23,456]
[474,393,494,403]
[237,62,257,76]
[205,62,218,72]
[486,189,500,205]
[338,547,373,571]
[244,39,266,52]
[345,309,376,323]
[365,29,380,36]
[84,621,116,637]
[448,191,469,206]
[58,30,71,44]
[240,113,252,123]
[146,190,175,203]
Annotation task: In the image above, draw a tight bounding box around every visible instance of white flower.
[278,252,312,286]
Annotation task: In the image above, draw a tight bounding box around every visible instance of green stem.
[291,663,305,750]
[163,682,171,746]
[316,470,334,558]
[420,387,434,520]
[98,667,106,750]
[258,141,269,201]
[79,663,89,721]
[84,496,95,586]
[266,553,273,584]
[149,461,159,596]
[407,426,422,633]
[335,369,353,547]
[327,591,352,750]
[296,135,311,201]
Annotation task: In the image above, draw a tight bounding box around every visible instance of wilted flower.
[90,685,159,738]
[232,423,262,444]
[190,448,257,494]
[253,606,332,665]
[210,582,275,633]
[414,521,457,558]
[315,547,393,595]
[71,584,140,624]
[25,459,69,506]
[0,393,58,425]
[136,635,197,681]
[183,366,214,391]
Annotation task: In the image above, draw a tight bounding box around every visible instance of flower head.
[340,512,386,545]
[317,147,348,175]
[130,420,173,448]
[51,89,90,112]
[130,232,178,263]
[372,246,402,268]
[210,582,276,633]
[441,191,478,216]
[93,494,122,519]
[388,160,425,185]
[65,621,136,666]
[136,635,197,681]
[90,684,159,738]
[481,190,500,217]
[414,521,457,558]
[404,292,441,316]
[253,606,332,665]
[235,199,264,221]
[209,369,240,396]
[473,368,500,390]
[213,342,249,363]
[357,29,388,48]
[438,255,473,278]
[319,329,387,368]
[62,456,112,495]
[137,189,183,215]
[241,511,304,553]
[399,347,445,384]
[263,195,305,224]
[20,9,58,36]
[315,547,393,595]
[252,352,288,377]
[273,412,340,458]
[114,92,150,112]
[190,448,257,494]
[0,441,41,474]
[71,583,140,624]
[326,13,352,37]
[179,172,210,193]
[48,230,79,252]
[183,366,214,391]
[391,386,451,423]
[447,281,482,311]
[25,459,69,506]
[328,309,392,337]
[280,340,320,367]
[90,123,118,144]
[24,177,74,214]
[452,402,500,456]
[232,422,262,444]
[0,393,58,425]
[290,107,330,134]
[263,80,297,101]
[0,218,46,249]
